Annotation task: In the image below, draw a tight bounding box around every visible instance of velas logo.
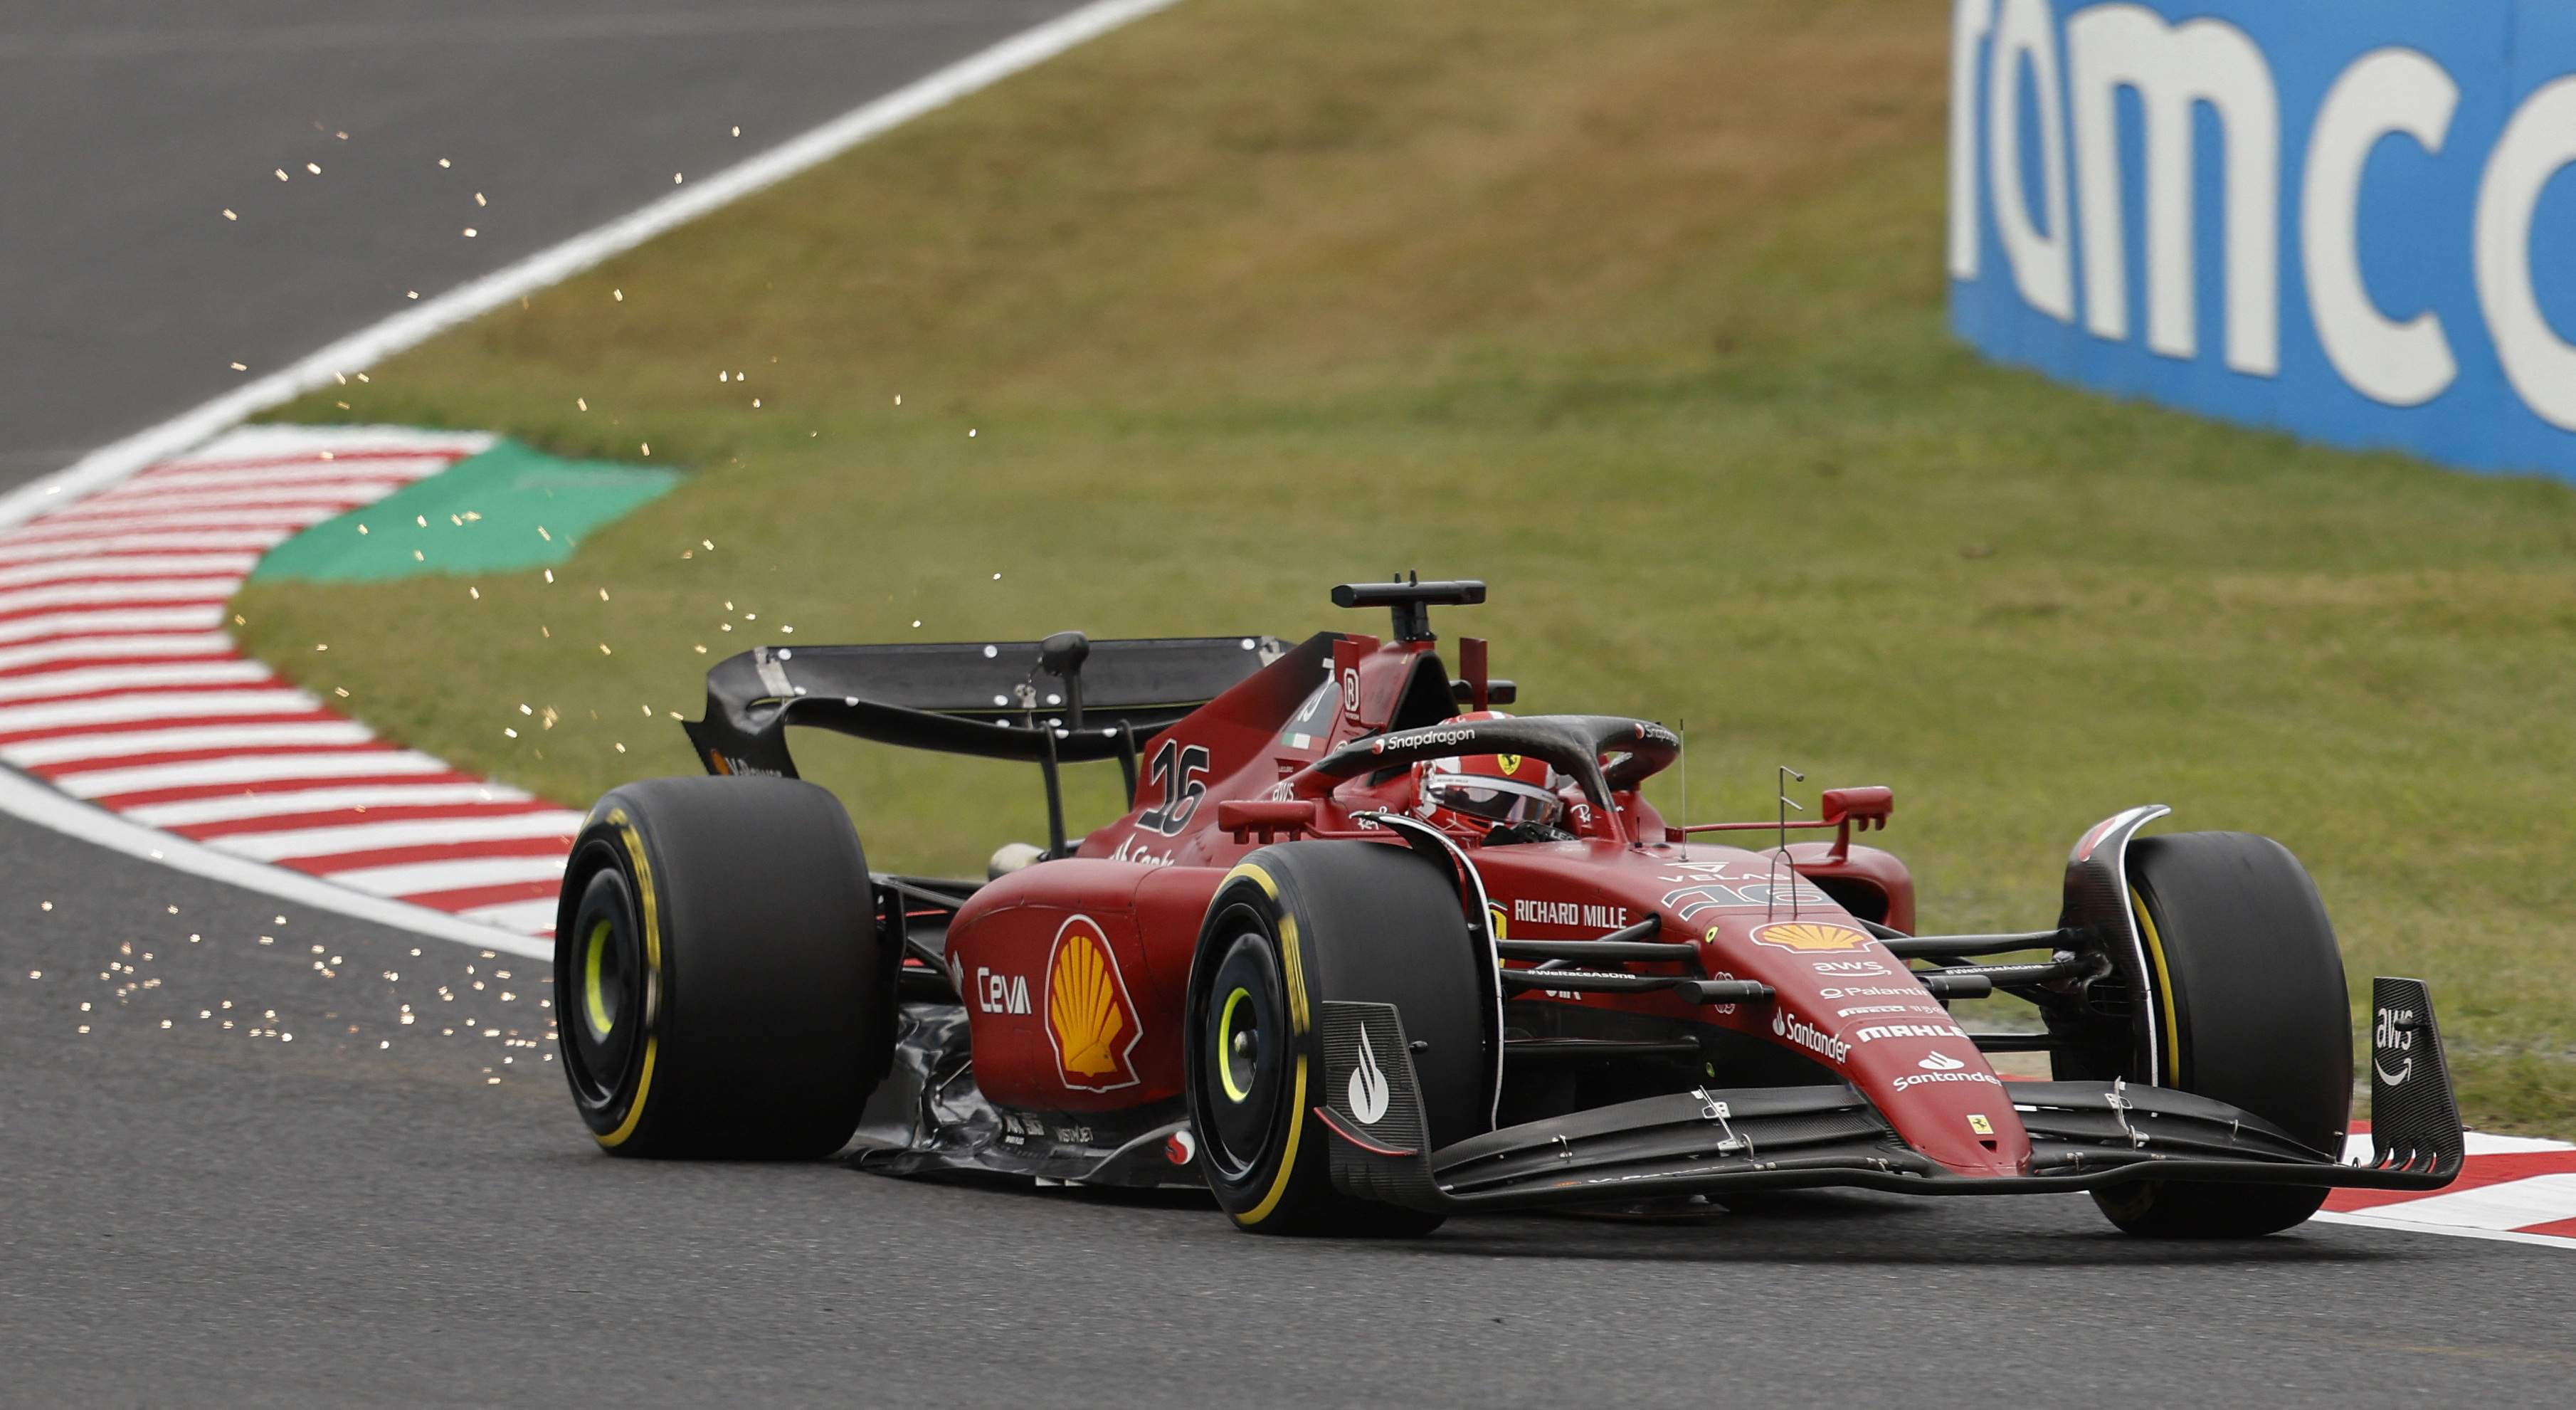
[1044,915,1144,1093]
[1348,1024,1391,1125]
[1752,922,1871,952]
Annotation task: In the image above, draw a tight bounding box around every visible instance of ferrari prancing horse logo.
[1045,915,1144,1092]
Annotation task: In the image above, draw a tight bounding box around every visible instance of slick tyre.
[1184,843,1491,1237]
[2089,831,2351,1238]
[555,776,892,1159]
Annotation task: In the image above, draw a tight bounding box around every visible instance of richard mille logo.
[1348,1025,1391,1125]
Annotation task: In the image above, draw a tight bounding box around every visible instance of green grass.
[237,0,2576,1135]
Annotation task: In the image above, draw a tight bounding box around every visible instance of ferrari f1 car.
[554,580,2463,1237]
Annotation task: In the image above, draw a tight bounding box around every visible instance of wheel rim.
[1216,986,1258,1101]
[1202,926,1289,1179]
[562,863,646,1110]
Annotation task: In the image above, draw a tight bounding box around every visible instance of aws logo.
[1045,915,1144,1093]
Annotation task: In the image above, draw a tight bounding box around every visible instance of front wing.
[1316,978,2465,1215]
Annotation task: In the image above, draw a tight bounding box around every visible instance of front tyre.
[1184,843,1491,1237]
[2089,831,2351,1238]
[556,776,890,1158]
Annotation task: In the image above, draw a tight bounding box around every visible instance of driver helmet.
[1418,712,1562,830]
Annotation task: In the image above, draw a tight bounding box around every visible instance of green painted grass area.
[251,439,680,583]
[236,0,2576,1133]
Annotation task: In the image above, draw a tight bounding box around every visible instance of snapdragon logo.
[1951,0,2576,478]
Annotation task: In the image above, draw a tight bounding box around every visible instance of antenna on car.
[1028,631,1089,858]
[1770,764,1805,920]
[1676,717,1686,861]
[1329,577,1486,643]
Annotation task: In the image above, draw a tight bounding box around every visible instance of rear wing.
[682,633,1304,779]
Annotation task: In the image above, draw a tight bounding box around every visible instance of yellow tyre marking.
[2131,885,2182,1087]
[582,918,615,1037]
[1236,1055,1308,1226]
[1215,861,1316,1224]
[1277,915,1309,1036]
[1217,987,1255,1102]
[1222,862,1307,1033]
[1222,862,1279,898]
[597,809,663,1149]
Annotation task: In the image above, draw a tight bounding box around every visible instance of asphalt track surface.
[4,5,2576,1407]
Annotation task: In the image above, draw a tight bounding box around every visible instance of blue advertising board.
[1948,0,2576,480]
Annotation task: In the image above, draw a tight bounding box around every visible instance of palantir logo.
[1348,1024,1390,1125]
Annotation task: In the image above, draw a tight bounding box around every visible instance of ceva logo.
[1950,1,2576,479]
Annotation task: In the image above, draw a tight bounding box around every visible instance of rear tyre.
[2087,831,2350,1238]
[556,776,891,1158]
[1183,842,1492,1236]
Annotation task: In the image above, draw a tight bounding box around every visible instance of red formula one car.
[554,581,2462,1236]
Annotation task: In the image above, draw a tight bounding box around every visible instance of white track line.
[0,606,228,643]
[211,811,586,863]
[0,557,260,589]
[0,661,276,702]
[0,764,544,957]
[52,749,458,798]
[327,856,574,897]
[127,782,536,828]
[0,0,1178,955]
[0,0,1179,537]
[0,688,322,732]
[2311,1212,2576,1251]
[0,635,240,675]
[7,721,373,768]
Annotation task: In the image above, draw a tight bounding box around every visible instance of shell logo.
[1045,915,1144,1092]
[1749,920,1872,952]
